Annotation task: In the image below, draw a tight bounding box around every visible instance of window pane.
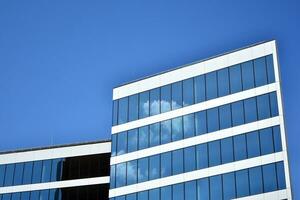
[172,149,183,175]
[236,169,250,197]
[30,191,40,199]
[206,72,218,100]
[183,114,195,138]
[13,163,24,185]
[150,88,160,116]
[161,85,171,113]
[138,158,148,183]
[4,163,15,186]
[185,181,197,200]
[21,192,30,200]
[234,134,247,161]
[149,155,160,180]
[161,152,171,178]
[184,146,196,172]
[221,137,234,164]
[196,144,208,169]
[111,134,117,157]
[247,131,260,158]
[257,94,271,120]
[223,172,236,200]
[139,91,149,118]
[118,97,128,124]
[110,165,115,188]
[276,162,286,190]
[210,175,223,200]
[254,57,268,87]
[241,61,255,90]
[209,140,221,167]
[194,75,206,103]
[116,196,125,200]
[51,159,63,182]
[138,126,149,150]
[173,183,184,200]
[127,160,137,185]
[244,98,257,123]
[113,100,118,125]
[197,178,209,200]
[2,194,12,200]
[161,120,171,144]
[171,82,183,109]
[0,165,5,187]
[266,55,275,83]
[229,64,242,93]
[137,191,148,200]
[161,186,171,200]
[150,123,160,147]
[41,160,52,182]
[270,92,279,117]
[126,194,137,200]
[183,78,194,106]
[40,190,49,200]
[129,94,138,121]
[207,108,219,132]
[116,163,126,187]
[117,132,127,155]
[260,128,274,155]
[172,117,183,141]
[219,104,231,129]
[149,189,159,200]
[273,126,282,152]
[128,129,138,153]
[249,166,263,195]
[11,193,21,200]
[263,164,278,192]
[218,68,230,97]
[195,111,207,135]
[232,101,244,126]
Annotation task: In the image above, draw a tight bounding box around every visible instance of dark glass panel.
[196,143,208,169]
[207,108,219,132]
[194,75,206,103]
[209,140,221,167]
[4,164,15,186]
[229,64,242,93]
[183,114,195,138]
[21,192,30,200]
[172,149,183,175]
[244,98,257,123]
[118,97,128,124]
[49,189,61,200]
[110,165,115,189]
[13,163,24,185]
[23,162,33,184]
[0,165,5,187]
[2,194,12,200]
[138,158,148,183]
[223,172,236,200]
[249,166,263,195]
[173,183,184,200]
[41,160,52,182]
[197,178,209,200]
[236,169,250,197]
[276,162,286,190]
[263,164,278,192]
[273,126,282,152]
[150,88,160,116]
[138,126,149,150]
[126,194,137,200]
[210,175,223,200]
[195,111,207,135]
[246,131,261,158]
[139,91,149,118]
[171,82,183,110]
[51,159,63,182]
[184,146,196,172]
[161,120,171,144]
[128,129,138,153]
[149,123,160,147]
[40,190,49,200]
[260,128,274,155]
[183,78,194,106]
[149,188,160,200]
[206,71,218,100]
[254,57,268,87]
[241,61,255,90]
[160,186,171,200]
[129,94,138,121]
[218,68,230,97]
[266,55,275,83]
[231,101,244,126]
[30,191,40,199]
[127,160,137,185]
[111,134,117,157]
[161,85,171,113]
[11,193,21,200]
[185,181,197,200]
[117,131,127,155]
[257,94,271,120]
[116,196,125,200]
[116,163,126,187]
[234,134,247,161]
[137,191,148,200]
[221,137,234,164]
[219,104,231,129]
[113,100,118,125]
[161,152,171,177]
[149,155,160,180]
[172,117,183,141]
[270,92,279,117]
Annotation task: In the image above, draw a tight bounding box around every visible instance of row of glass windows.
[113,55,275,125]
[0,184,109,200]
[112,92,279,157]
[111,162,286,200]
[110,126,282,188]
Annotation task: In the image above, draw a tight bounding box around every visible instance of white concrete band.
[234,189,290,200]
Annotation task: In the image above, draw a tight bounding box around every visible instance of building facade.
[110,40,292,200]
[0,141,111,200]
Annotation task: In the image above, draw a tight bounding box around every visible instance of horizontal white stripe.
[111,117,280,165]
[0,176,110,194]
[109,152,284,197]
[112,83,278,134]
[113,41,276,100]
[0,142,111,165]
[233,189,289,200]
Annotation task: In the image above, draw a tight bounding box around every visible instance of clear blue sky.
[0,0,299,195]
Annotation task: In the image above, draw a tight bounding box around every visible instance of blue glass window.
[206,71,218,100]
[116,196,125,200]
[110,165,115,188]
[51,159,62,182]
[172,149,183,175]
[232,101,244,126]
[117,131,127,155]
[40,190,49,200]
[210,175,223,200]
[161,85,171,113]
[194,75,206,103]
[219,104,231,129]
[183,114,195,138]
[30,191,40,199]
[229,64,242,93]
[129,94,138,121]
[41,160,52,182]
[263,164,277,192]
[241,61,255,90]
[138,158,148,183]
[137,191,148,200]
[21,192,30,200]
[118,97,128,124]
[273,126,282,152]
[196,143,208,169]
[173,183,184,200]
[172,117,183,141]
[116,163,126,187]
[13,163,24,185]
[209,140,221,167]
[127,160,137,185]
[138,126,149,150]
[149,155,160,180]
[195,111,207,135]
[207,108,219,132]
[221,137,234,164]
[23,162,33,184]
[249,166,263,195]
[254,57,268,87]
[276,162,286,190]
[183,78,194,106]
[113,100,118,125]
[171,82,183,109]
[4,164,14,186]
[218,68,230,97]
[161,120,171,144]
[128,129,138,153]
[260,128,274,155]
[185,181,197,200]
[127,194,137,200]
[161,152,171,177]
[257,94,271,120]
[270,92,279,117]
[184,146,196,172]
[244,98,257,123]
[236,169,250,197]
[2,194,11,200]
[150,123,160,147]
[161,186,171,200]
[198,178,209,200]
[223,172,236,200]
[266,55,275,83]
[246,131,260,158]
[111,134,117,156]
[0,165,5,187]
[139,91,149,118]
[11,193,21,200]
[150,88,160,116]
[234,134,247,161]
[149,188,160,200]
